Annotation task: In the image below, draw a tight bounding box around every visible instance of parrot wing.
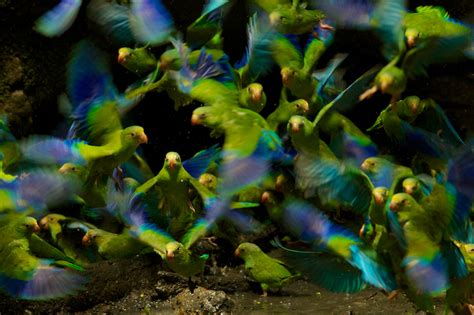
[129,0,174,45]
[34,0,82,37]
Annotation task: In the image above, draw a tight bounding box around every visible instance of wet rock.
[154,271,189,299]
[172,287,234,314]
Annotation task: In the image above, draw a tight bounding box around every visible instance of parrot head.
[39,213,66,230]
[82,229,100,247]
[280,67,299,88]
[164,152,182,171]
[118,47,157,74]
[165,241,184,261]
[191,107,220,127]
[389,193,416,224]
[287,115,309,135]
[260,191,274,204]
[405,28,420,48]
[372,187,389,205]
[59,163,88,182]
[269,6,323,34]
[159,49,181,71]
[121,126,148,146]
[376,66,406,96]
[40,213,66,242]
[402,178,420,196]
[401,96,422,117]
[199,173,217,191]
[17,217,41,235]
[117,47,133,65]
[360,157,384,174]
[291,99,309,114]
[234,242,261,260]
[243,83,267,112]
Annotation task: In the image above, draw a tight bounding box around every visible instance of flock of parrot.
[0,0,472,312]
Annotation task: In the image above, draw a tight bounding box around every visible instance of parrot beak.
[379,80,390,94]
[281,72,289,87]
[374,194,384,205]
[251,90,262,103]
[58,164,68,174]
[117,51,129,64]
[360,161,369,172]
[406,36,416,48]
[260,191,270,204]
[39,217,49,230]
[300,100,309,113]
[358,224,366,238]
[169,160,176,170]
[138,133,148,144]
[82,234,91,246]
[290,122,300,133]
[159,61,169,71]
[275,176,284,192]
[404,187,413,195]
[32,223,41,233]
[234,248,240,257]
[191,114,201,126]
[166,250,174,260]
[389,201,399,212]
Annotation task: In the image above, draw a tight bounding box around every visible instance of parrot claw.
[187,199,196,213]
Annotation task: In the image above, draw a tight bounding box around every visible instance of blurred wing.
[402,35,471,79]
[413,101,464,147]
[370,0,406,60]
[311,0,372,29]
[295,155,373,214]
[272,239,367,293]
[313,66,380,127]
[235,14,276,83]
[183,144,221,178]
[34,0,82,37]
[130,0,174,45]
[315,53,348,100]
[86,0,135,46]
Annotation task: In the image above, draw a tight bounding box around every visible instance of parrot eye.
[402,199,408,205]
[199,113,207,119]
[130,132,136,137]
[49,217,54,221]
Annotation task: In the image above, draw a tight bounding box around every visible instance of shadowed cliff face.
[0,0,473,161]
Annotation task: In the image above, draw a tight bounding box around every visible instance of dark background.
[0,0,473,171]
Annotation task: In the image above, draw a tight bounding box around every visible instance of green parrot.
[271,34,335,111]
[22,41,149,188]
[135,151,213,238]
[252,0,329,35]
[0,215,87,299]
[235,242,298,296]
[39,214,98,264]
[354,1,472,103]
[81,228,150,260]
[267,96,309,131]
[125,203,209,281]
[117,46,157,76]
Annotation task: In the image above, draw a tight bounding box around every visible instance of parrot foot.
[359,86,378,101]
[204,236,219,247]
[188,277,197,294]
[261,290,268,297]
[187,199,196,213]
[386,290,399,300]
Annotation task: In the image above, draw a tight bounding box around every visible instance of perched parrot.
[235,242,298,296]
[81,228,150,260]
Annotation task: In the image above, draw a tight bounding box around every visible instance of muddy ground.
[0,252,466,314]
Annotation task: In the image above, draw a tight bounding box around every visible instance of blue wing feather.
[35,0,82,37]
